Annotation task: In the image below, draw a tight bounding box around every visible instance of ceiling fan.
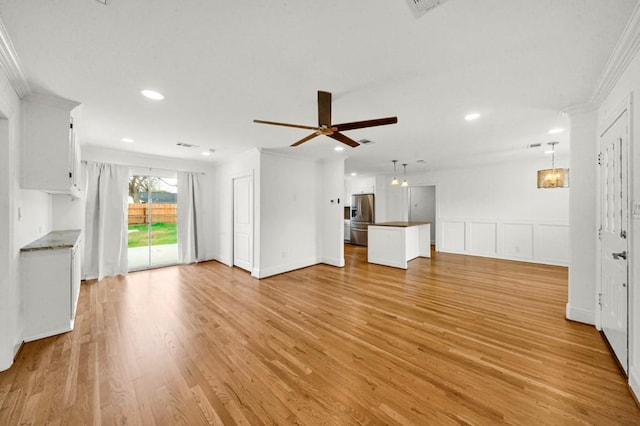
[253,91,398,148]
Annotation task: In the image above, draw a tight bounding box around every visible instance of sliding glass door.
[128,174,178,270]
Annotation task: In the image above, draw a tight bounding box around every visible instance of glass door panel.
[128,175,178,270]
[149,177,178,266]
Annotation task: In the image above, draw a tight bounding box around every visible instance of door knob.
[612,251,627,260]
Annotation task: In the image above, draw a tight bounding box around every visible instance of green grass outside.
[128,223,177,248]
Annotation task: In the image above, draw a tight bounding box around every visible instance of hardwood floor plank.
[1,245,639,424]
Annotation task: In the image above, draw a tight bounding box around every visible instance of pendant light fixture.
[537,142,569,188]
[391,160,399,185]
[401,163,409,187]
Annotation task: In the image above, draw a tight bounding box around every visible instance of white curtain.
[177,172,204,264]
[84,162,129,281]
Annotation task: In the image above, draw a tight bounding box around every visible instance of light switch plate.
[632,201,640,218]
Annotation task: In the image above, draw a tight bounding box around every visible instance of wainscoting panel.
[502,223,534,260]
[538,224,569,264]
[469,222,497,255]
[441,221,466,252]
[439,218,568,266]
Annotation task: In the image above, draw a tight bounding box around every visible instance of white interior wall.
[258,152,321,278]
[1,70,55,371]
[566,110,598,325]
[0,113,12,371]
[321,158,345,267]
[213,148,260,268]
[596,44,640,400]
[376,158,570,265]
[385,185,409,223]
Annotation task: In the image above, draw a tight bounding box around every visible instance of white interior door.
[599,109,629,374]
[233,175,253,272]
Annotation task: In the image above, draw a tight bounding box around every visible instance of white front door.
[233,175,253,272]
[599,108,629,373]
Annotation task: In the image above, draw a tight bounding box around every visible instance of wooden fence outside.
[128,203,177,225]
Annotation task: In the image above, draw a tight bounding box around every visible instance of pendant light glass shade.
[537,142,569,188]
[391,160,399,185]
[401,163,409,187]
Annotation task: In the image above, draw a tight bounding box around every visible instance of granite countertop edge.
[21,229,82,252]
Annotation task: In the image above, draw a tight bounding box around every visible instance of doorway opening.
[127,174,178,270]
[408,185,437,248]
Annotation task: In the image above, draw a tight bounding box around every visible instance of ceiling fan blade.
[318,91,332,127]
[254,119,319,131]
[328,132,360,148]
[333,116,398,132]
[291,132,321,147]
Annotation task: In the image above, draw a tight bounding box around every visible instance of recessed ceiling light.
[334,146,344,152]
[465,113,480,121]
[201,151,211,156]
[140,89,164,100]
[351,172,357,176]
[121,137,134,143]
[548,128,564,134]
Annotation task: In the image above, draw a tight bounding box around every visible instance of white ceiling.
[0,0,637,176]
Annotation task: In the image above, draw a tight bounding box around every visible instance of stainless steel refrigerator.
[350,194,374,246]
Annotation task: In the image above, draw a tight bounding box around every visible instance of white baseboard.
[565,303,595,325]
[0,352,11,372]
[321,256,345,267]
[23,326,72,343]
[630,366,640,404]
[439,247,569,267]
[254,257,320,279]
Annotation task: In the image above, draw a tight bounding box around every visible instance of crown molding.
[0,18,30,99]
[560,102,597,117]
[590,2,640,107]
[24,92,80,111]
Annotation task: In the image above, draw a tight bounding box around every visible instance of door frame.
[596,95,632,336]
[127,171,179,271]
[404,183,440,252]
[407,184,438,249]
[231,170,255,275]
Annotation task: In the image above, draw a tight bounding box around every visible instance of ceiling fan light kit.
[254,91,397,148]
[537,142,569,188]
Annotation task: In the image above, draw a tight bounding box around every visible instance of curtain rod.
[81,160,206,175]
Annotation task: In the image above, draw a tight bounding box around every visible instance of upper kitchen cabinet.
[21,93,81,197]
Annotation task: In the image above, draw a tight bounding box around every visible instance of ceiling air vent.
[527,143,542,149]
[358,139,375,145]
[176,142,199,148]
[405,0,450,18]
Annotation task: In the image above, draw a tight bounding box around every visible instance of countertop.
[21,229,81,252]
[370,222,431,228]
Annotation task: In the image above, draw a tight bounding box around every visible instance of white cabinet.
[21,93,81,197]
[21,230,82,342]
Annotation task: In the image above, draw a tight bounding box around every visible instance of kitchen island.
[367,222,431,269]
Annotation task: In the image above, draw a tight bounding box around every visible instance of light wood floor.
[1,246,639,425]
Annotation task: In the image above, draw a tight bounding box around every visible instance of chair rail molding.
[590,2,640,107]
[0,17,30,99]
